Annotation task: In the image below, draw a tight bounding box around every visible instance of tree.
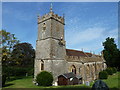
[103,37,120,70]
[0,30,19,66]
[11,42,35,67]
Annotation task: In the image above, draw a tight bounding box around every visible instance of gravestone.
[85,81,90,86]
[92,80,109,90]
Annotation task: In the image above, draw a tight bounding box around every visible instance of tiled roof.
[85,52,92,57]
[66,49,87,57]
[66,49,100,57]
[65,49,104,62]
[58,72,82,79]
[62,72,76,79]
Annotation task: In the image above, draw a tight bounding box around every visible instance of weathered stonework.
[34,9,107,85]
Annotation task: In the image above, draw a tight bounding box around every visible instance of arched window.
[70,65,76,74]
[42,23,46,31]
[86,64,90,76]
[79,68,81,74]
[41,60,44,70]
[92,64,95,73]
[41,63,44,70]
[92,64,95,79]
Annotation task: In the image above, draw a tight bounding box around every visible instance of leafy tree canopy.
[11,42,35,67]
[1,30,19,65]
[103,37,120,70]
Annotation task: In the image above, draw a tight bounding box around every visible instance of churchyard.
[2,72,120,89]
[1,2,120,90]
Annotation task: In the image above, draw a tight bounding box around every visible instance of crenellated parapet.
[38,12,64,24]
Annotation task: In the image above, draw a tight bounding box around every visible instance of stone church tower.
[34,4,107,85]
[34,5,67,81]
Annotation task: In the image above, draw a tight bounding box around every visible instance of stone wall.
[66,55,106,83]
[44,60,67,82]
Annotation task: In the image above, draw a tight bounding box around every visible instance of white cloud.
[65,26,118,54]
[66,27,105,46]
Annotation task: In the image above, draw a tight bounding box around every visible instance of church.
[34,5,107,85]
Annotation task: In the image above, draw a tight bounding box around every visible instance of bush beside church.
[36,71,53,86]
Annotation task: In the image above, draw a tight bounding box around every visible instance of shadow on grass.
[2,88,91,90]
[3,83,14,87]
[7,76,29,82]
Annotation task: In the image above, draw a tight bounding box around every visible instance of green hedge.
[2,66,33,77]
[99,71,108,79]
[105,68,113,75]
[36,71,53,86]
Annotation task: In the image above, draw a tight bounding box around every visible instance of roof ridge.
[66,49,83,52]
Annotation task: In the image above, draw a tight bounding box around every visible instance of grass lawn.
[3,76,90,89]
[103,72,120,89]
[90,72,120,89]
[2,72,120,89]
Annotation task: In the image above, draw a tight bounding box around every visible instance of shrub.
[36,71,53,86]
[99,71,108,79]
[2,74,6,86]
[112,67,117,73]
[105,68,113,75]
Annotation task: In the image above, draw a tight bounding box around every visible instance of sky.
[2,2,118,54]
